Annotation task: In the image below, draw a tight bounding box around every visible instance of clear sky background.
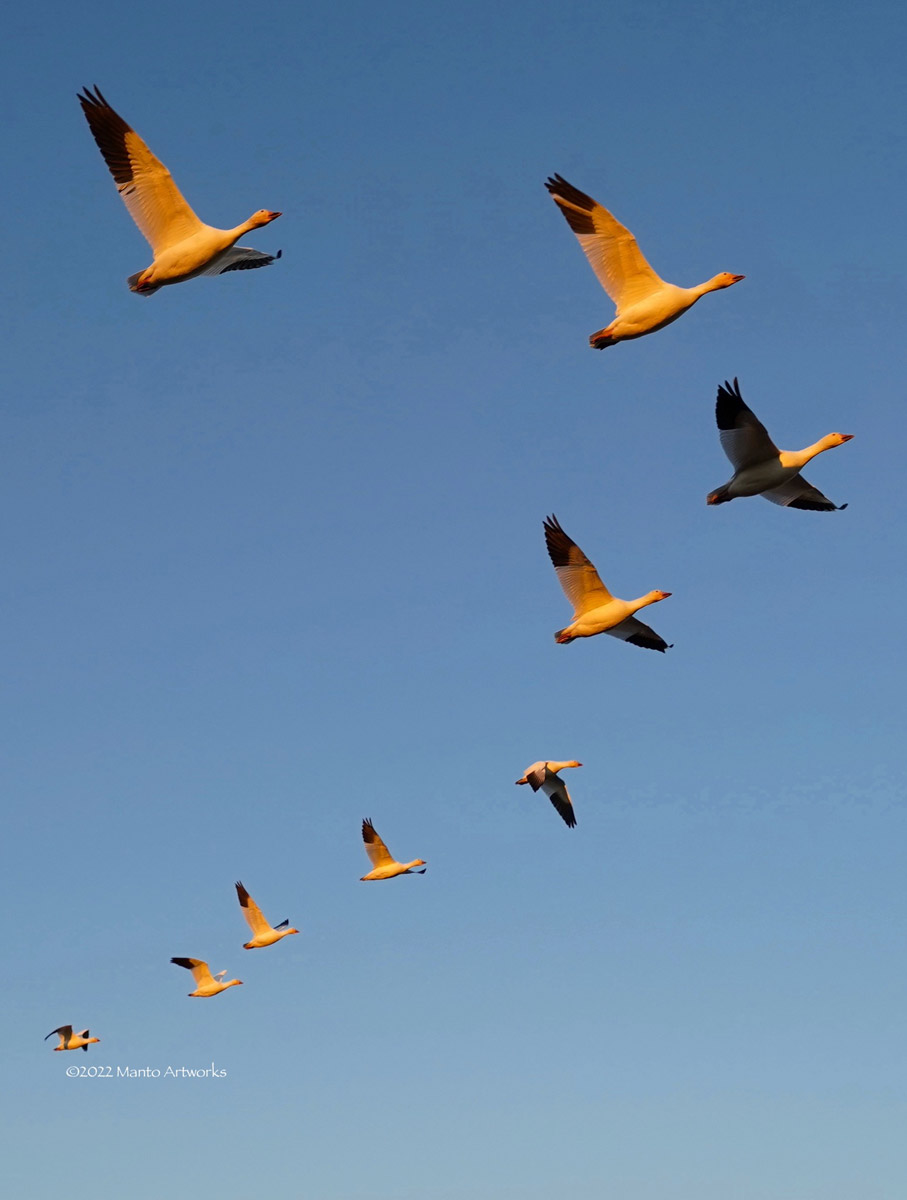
[4,1,906,1197]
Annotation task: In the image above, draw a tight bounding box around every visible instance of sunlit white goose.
[45,1025,100,1052]
[235,881,300,949]
[170,957,243,997]
[707,379,853,510]
[515,760,582,827]
[545,174,744,348]
[360,819,427,881]
[544,515,672,651]
[78,86,282,295]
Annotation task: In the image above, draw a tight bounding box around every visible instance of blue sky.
[4,1,907,1197]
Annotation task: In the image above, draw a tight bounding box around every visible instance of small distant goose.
[544,515,672,651]
[545,174,743,348]
[78,86,282,295]
[45,1025,100,1052]
[515,760,582,827]
[170,957,243,997]
[708,379,853,510]
[235,881,299,949]
[360,819,427,881]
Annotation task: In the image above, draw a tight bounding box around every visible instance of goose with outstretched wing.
[78,86,281,295]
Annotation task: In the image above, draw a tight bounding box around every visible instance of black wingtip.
[715,377,748,429]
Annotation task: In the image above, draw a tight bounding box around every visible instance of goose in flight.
[545,174,743,348]
[170,957,243,997]
[544,515,672,651]
[707,379,853,509]
[515,761,582,828]
[45,1025,100,1052]
[360,819,427,881]
[234,881,300,949]
[78,86,282,295]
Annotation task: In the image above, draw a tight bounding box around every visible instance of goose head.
[248,209,282,227]
[710,272,745,290]
[823,432,854,448]
[648,590,672,603]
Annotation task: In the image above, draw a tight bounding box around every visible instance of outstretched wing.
[715,379,779,470]
[78,85,205,253]
[362,819,394,868]
[607,616,672,653]
[544,515,612,616]
[524,763,548,792]
[45,1025,71,1041]
[545,174,665,311]
[762,475,846,512]
[170,956,215,988]
[203,247,282,274]
[235,882,272,936]
[542,775,577,828]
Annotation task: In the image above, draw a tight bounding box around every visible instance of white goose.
[235,881,299,949]
[707,379,853,509]
[170,957,243,998]
[545,174,743,348]
[78,86,282,295]
[515,760,582,827]
[544,515,672,651]
[45,1025,100,1052]
[360,819,427,881]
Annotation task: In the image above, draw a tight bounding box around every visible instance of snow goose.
[170,957,243,997]
[235,881,299,949]
[707,379,853,509]
[515,761,582,828]
[45,1025,100,1052]
[544,515,672,651]
[78,86,282,295]
[545,174,743,348]
[360,819,427,881]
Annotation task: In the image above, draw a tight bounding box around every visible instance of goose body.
[515,760,582,828]
[45,1025,100,1052]
[707,379,853,510]
[545,174,743,348]
[170,957,243,997]
[78,86,281,295]
[544,515,672,651]
[235,881,299,949]
[360,819,427,881]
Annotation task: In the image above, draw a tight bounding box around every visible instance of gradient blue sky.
[5,1,907,1197]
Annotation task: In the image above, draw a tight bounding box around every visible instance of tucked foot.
[589,327,617,349]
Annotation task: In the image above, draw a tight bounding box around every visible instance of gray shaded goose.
[78,86,281,295]
[544,516,672,651]
[545,174,743,348]
[515,760,582,827]
[707,379,852,510]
